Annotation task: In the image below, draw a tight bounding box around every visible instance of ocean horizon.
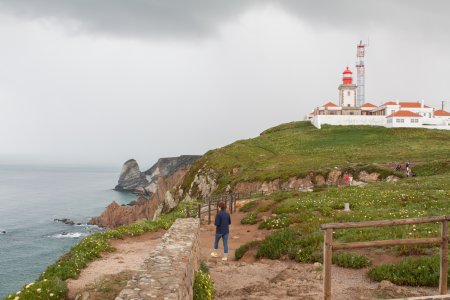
[0,163,136,297]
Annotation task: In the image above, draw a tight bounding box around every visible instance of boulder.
[385,175,400,182]
[326,169,342,185]
[359,171,380,182]
[315,175,326,186]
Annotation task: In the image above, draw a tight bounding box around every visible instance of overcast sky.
[0,1,449,169]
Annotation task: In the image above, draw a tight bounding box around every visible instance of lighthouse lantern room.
[338,67,357,107]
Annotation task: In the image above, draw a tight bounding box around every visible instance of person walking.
[211,201,231,261]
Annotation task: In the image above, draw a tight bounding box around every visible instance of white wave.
[51,232,88,239]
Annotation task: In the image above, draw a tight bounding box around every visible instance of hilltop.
[181,121,450,197]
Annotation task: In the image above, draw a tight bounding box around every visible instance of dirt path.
[199,206,438,300]
[66,230,165,299]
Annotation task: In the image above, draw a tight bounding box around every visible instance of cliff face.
[114,155,201,195]
[114,159,149,192]
[91,155,200,228]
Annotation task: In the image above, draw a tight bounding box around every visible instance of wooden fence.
[185,188,300,224]
[320,215,450,300]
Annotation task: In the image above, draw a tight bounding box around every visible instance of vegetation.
[182,121,450,192]
[235,241,262,260]
[256,200,275,212]
[4,205,190,300]
[239,200,259,212]
[258,214,291,229]
[240,211,259,225]
[239,171,450,285]
[332,252,371,269]
[193,262,215,300]
[368,255,445,286]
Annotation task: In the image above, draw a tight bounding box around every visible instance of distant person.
[211,201,231,261]
[349,175,353,185]
[344,175,350,185]
[395,164,401,172]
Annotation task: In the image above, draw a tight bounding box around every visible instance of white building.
[309,67,450,130]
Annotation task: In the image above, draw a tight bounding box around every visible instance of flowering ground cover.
[237,172,450,285]
[3,204,191,300]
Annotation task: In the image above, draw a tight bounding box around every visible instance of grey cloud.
[0,0,449,39]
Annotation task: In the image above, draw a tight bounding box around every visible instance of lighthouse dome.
[343,66,352,75]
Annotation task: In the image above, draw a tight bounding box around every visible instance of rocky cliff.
[114,155,201,195]
[91,155,200,228]
[114,159,149,192]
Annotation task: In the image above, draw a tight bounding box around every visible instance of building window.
[396,118,405,123]
[347,91,351,96]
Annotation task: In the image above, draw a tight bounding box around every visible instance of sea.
[0,164,136,298]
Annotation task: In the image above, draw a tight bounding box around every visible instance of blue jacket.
[215,210,231,234]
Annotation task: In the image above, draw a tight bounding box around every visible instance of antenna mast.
[356,40,368,106]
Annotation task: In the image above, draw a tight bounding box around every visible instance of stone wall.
[116,218,201,300]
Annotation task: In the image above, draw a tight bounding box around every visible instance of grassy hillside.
[185,121,450,192]
[236,172,450,286]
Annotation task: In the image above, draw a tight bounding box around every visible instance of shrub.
[332,251,371,269]
[257,201,274,213]
[235,241,262,260]
[193,262,215,300]
[291,232,323,263]
[256,228,297,259]
[240,200,258,212]
[241,212,259,225]
[258,214,291,229]
[368,255,444,286]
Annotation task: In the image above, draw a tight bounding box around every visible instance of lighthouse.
[338,67,357,107]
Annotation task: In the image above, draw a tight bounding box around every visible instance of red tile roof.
[381,101,397,106]
[435,109,450,116]
[386,110,422,118]
[399,102,431,108]
[361,103,377,108]
[323,102,338,107]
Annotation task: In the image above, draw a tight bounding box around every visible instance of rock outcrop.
[114,156,201,195]
[91,155,200,228]
[114,159,149,192]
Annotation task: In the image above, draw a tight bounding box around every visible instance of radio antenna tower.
[356,40,368,106]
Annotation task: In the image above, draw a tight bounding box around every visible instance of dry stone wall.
[116,218,200,300]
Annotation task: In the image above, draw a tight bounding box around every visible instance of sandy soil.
[66,230,165,299]
[199,208,439,300]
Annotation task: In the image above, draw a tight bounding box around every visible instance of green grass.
[332,252,371,269]
[241,211,259,225]
[181,121,450,193]
[4,205,190,300]
[239,200,259,212]
[235,240,262,260]
[249,173,450,283]
[258,214,291,229]
[256,200,275,212]
[368,255,445,286]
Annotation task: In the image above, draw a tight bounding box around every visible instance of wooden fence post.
[198,204,201,219]
[208,201,211,225]
[186,206,190,218]
[440,220,448,295]
[323,228,333,300]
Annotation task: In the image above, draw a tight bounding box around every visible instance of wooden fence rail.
[185,186,303,223]
[320,215,450,300]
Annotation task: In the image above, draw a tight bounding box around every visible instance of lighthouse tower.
[338,67,357,107]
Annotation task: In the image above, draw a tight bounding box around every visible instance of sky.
[0,0,449,169]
